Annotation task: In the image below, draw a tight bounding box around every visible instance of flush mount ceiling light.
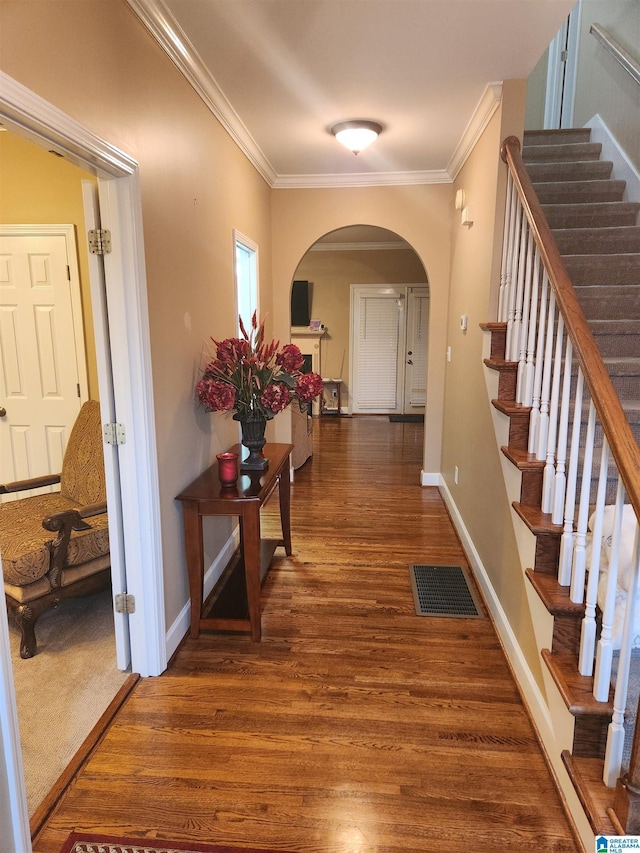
[330,120,383,154]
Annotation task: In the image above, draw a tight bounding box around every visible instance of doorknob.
[0,407,6,417]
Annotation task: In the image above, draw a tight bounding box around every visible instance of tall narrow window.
[234,231,259,332]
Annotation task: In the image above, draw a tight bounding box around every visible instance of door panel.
[351,285,428,415]
[404,289,429,412]
[0,228,86,499]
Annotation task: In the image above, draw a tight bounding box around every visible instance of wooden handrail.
[500,136,640,523]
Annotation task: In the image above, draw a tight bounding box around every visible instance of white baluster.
[552,335,572,524]
[579,437,609,676]
[558,370,584,586]
[570,400,596,604]
[542,315,564,513]
[508,213,528,364]
[516,231,534,404]
[523,248,541,408]
[528,270,549,454]
[594,480,627,701]
[536,290,556,462]
[498,176,516,323]
[604,521,640,786]
[505,200,522,357]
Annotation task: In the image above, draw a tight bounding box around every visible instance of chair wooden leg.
[6,595,59,659]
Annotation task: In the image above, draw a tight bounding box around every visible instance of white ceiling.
[131,0,576,187]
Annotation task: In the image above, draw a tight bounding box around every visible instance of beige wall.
[573,1,640,169]
[440,79,545,687]
[293,244,428,405]
[272,185,453,475]
[525,48,549,130]
[0,0,273,626]
[0,131,99,398]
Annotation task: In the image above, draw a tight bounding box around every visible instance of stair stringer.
[475,326,602,847]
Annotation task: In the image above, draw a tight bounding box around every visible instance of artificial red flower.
[262,382,291,413]
[276,343,304,372]
[295,372,324,403]
[196,378,236,411]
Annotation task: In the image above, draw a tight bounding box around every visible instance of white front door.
[350,285,428,415]
[403,288,429,413]
[0,226,88,500]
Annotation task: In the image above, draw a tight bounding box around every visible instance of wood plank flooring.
[33,417,580,853]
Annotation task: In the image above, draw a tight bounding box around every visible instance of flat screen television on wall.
[291,280,311,327]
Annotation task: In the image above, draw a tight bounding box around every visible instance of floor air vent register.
[409,564,485,618]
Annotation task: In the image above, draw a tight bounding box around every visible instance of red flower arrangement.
[196,312,323,420]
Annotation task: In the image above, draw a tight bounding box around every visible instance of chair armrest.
[79,501,108,519]
[0,473,61,494]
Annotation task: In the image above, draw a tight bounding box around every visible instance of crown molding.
[125,0,277,186]
[272,169,452,189]
[447,82,503,180]
[310,241,410,252]
[126,0,500,189]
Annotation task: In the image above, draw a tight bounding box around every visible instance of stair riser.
[523,143,602,163]
[563,255,640,286]
[591,332,640,358]
[524,129,592,146]
[555,231,640,256]
[544,205,640,229]
[527,162,613,183]
[579,294,640,321]
[534,182,626,204]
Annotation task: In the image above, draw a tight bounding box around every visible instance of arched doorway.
[290,225,429,418]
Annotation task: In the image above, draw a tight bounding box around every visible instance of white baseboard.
[585,114,640,204]
[165,526,240,660]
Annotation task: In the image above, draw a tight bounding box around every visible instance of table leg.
[182,502,204,638]
[242,505,262,641]
[278,466,292,556]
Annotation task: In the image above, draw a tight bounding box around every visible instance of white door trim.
[0,71,165,852]
[544,1,581,129]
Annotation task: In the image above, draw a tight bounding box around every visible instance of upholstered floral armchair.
[1,400,110,658]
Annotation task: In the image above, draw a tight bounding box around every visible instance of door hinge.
[88,228,112,255]
[115,593,135,614]
[77,383,81,398]
[103,422,126,445]
[560,49,568,62]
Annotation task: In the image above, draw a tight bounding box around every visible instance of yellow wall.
[0,131,99,398]
[0,0,274,625]
[293,244,428,405]
[441,79,545,687]
[272,184,453,475]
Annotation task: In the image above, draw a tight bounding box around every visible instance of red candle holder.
[216,452,239,486]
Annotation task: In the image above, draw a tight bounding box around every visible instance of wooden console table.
[176,442,293,641]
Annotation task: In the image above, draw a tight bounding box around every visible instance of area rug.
[59,833,290,853]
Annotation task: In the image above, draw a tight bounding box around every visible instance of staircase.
[485,128,640,835]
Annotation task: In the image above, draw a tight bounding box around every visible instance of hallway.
[33,417,579,852]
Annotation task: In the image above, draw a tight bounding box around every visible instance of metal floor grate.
[409,564,484,618]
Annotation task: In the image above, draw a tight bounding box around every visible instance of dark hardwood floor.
[33,417,580,852]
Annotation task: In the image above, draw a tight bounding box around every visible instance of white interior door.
[350,285,428,415]
[82,181,131,672]
[403,288,429,413]
[0,226,88,500]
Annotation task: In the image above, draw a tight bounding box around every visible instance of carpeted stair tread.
[553,225,640,255]
[533,179,626,204]
[542,201,640,229]
[524,128,592,146]
[523,141,602,163]
[526,160,613,182]
[563,253,640,285]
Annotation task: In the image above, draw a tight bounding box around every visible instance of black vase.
[237,415,268,471]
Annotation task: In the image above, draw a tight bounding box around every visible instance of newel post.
[613,731,640,832]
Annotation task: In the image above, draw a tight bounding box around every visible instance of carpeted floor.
[59,833,289,853]
[8,589,130,815]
